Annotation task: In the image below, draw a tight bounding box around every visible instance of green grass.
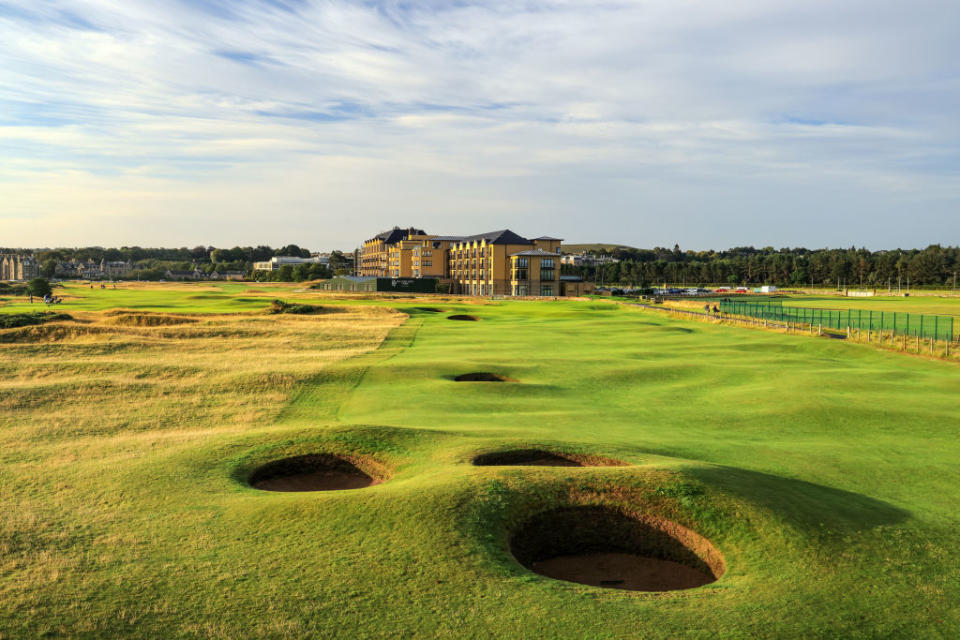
[727,293,960,318]
[2,285,959,638]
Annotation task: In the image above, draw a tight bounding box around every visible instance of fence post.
[818,324,822,336]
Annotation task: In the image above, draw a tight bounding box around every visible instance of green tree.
[27,278,52,297]
[328,251,352,275]
[40,259,57,279]
[276,265,295,282]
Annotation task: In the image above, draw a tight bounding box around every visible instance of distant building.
[253,256,327,271]
[360,227,426,277]
[54,258,132,280]
[315,275,438,293]
[0,254,39,281]
[357,226,580,296]
[560,275,595,297]
[164,269,204,281]
[448,231,562,296]
[210,270,245,281]
[101,260,134,278]
[560,252,619,267]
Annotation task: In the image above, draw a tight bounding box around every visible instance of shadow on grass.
[687,465,910,533]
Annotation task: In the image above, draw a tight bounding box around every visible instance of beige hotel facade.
[359,227,593,297]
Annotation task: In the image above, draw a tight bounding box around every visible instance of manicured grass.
[741,293,960,317]
[0,281,305,314]
[1,284,958,638]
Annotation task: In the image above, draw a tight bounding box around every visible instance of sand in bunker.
[473,449,626,467]
[252,470,374,492]
[454,372,518,382]
[508,453,580,466]
[532,552,715,591]
[249,454,378,492]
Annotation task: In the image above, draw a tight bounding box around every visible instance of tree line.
[0,245,355,282]
[562,245,960,289]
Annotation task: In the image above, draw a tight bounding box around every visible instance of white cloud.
[0,0,958,249]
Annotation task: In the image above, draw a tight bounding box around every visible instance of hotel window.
[515,284,529,296]
[423,260,432,267]
[540,258,555,280]
[514,257,529,281]
[540,285,553,296]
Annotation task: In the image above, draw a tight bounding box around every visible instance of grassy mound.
[268,299,338,315]
[2,284,960,638]
[0,282,28,296]
[0,311,73,329]
[103,311,198,326]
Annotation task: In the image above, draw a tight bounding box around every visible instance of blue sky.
[1,0,958,250]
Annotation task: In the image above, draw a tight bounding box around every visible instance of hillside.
[560,243,637,253]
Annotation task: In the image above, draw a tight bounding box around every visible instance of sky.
[1,0,958,251]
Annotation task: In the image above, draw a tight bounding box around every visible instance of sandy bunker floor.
[249,454,376,492]
[472,449,625,467]
[531,552,715,591]
[454,372,517,382]
[510,506,724,592]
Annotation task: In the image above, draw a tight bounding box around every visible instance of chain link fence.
[718,300,956,342]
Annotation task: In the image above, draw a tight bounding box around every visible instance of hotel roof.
[457,229,533,245]
[510,249,561,257]
[372,227,426,244]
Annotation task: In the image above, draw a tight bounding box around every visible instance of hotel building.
[359,227,591,297]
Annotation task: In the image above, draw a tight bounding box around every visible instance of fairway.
[2,285,959,638]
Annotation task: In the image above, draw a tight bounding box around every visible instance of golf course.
[2,283,958,638]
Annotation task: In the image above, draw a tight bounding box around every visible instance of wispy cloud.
[1,0,958,249]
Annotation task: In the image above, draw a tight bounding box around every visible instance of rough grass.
[0,311,72,329]
[1,284,959,638]
[267,299,337,315]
